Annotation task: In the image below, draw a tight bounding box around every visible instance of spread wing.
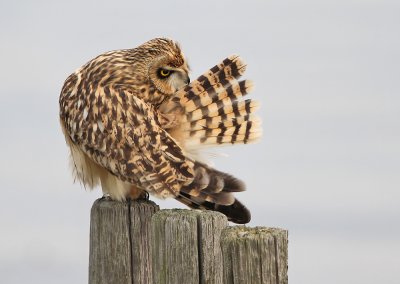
[60,85,195,197]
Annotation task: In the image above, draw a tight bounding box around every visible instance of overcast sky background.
[0,0,399,283]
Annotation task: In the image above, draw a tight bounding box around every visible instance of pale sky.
[0,0,399,283]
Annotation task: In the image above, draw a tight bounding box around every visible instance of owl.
[59,38,261,224]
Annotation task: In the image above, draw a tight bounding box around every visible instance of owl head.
[138,38,190,95]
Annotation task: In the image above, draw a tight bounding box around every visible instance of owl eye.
[158,69,172,78]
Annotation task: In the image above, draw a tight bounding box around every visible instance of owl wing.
[160,55,261,154]
[61,86,194,197]
[151,55,260,223]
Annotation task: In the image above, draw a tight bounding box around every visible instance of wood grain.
[89,198,159,284]
[89,200,288,284]
[151,209,228,284]
[221,226,288,284]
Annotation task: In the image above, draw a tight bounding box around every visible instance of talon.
[129,185,149,200]
[101,193,111,200]
[127,191,149,202]
[139,191,150,200]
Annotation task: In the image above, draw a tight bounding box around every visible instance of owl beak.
[184,74,190,85]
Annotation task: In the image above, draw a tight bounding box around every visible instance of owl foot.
[127,191,149,204]
[128,185,150,201]
[137,191,149,200]
[101,193,112,201]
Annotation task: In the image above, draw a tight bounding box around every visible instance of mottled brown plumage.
[59,38,261,223]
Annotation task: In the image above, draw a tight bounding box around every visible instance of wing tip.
[216,198,251,224]
[227,54,247,75]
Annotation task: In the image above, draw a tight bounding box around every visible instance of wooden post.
[221,226,288,284]
[89,198,159,284]
[151,209,228,284]
[88,200,288,284]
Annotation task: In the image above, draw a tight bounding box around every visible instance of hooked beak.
[183,73,190,85]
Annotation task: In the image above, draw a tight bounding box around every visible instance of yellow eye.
[159,69,171,78]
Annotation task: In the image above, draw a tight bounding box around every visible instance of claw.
[139,191,150,200]
[101,193,112,201]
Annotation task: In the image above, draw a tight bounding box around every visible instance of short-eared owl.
[59,38,261,224]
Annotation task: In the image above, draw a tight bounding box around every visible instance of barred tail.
[160,55,262,150]
[175,162,251,224]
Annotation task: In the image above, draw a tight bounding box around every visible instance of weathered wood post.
[151,209,228,284]
[89,198,159,284]
[88,200,288,284]
[221,226,288,284]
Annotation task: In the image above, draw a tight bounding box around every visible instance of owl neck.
[116,83,168,107]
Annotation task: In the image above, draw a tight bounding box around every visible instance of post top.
[222,225,288,240]
[152,208,228,220]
